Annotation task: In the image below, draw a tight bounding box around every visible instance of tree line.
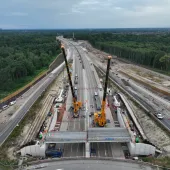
[0,32,60,99]
[64,32,170,73]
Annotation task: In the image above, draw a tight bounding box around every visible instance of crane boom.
[94,56,112,127]
[61,45,76,101]
[61,45,82,117]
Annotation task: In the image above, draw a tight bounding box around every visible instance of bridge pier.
[85,142,90,158]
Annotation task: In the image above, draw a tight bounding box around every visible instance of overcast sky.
[0,0,170,29]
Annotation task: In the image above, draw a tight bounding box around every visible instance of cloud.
[79,0,99,5]
[0,0,170,29]
[5,12,28,17]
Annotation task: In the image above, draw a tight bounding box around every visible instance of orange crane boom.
[61,45,82,118]
[94,56,112,127]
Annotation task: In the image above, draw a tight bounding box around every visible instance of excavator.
[61,45,82,118]
[94,56,112,127]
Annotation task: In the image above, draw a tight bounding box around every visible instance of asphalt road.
[62,43,86,157]
[62,41,125,158]
[67,46,85,132]
[27,160,156,170]
[63,143,85,157]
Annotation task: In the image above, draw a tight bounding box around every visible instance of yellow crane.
[61,45,82,118]
[94,56,112,127]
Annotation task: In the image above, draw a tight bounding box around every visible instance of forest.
[0,32,60,99]
[64,32,170,74]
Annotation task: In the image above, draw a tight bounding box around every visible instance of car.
[9,100,16,106]
[90,148,96,156]
[2,105,9,110]
[98,85,102,91]
[55,97,63,103]
[155,112,164,119]
[89,112,94,117]
[94,92,98,96]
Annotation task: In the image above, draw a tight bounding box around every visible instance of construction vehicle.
[94,56,112,127]
[61,45,82,118]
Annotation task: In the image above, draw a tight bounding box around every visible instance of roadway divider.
[118,93,147,141]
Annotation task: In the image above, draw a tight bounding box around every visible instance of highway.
[1,37,169,163]
[0,47,72,146]
[59,39,125,158]
[67,46,85,131]
[61,41,87,157]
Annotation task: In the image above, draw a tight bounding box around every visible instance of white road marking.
[104,143,107,156]
[77,143,79,156]
[97,143,100,157]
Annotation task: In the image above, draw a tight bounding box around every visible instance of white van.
[113,96,120,107]
[55,97,63,103]
[9,100,16,106]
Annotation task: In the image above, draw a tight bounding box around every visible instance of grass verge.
[142,156,170,169]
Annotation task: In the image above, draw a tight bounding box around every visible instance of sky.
[0,0,170,29]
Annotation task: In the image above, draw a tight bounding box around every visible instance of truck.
[74,87,78,100]
[45,149,63,158]
[94,94,101,111]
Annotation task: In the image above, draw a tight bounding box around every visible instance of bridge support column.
[85,142,90,158]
